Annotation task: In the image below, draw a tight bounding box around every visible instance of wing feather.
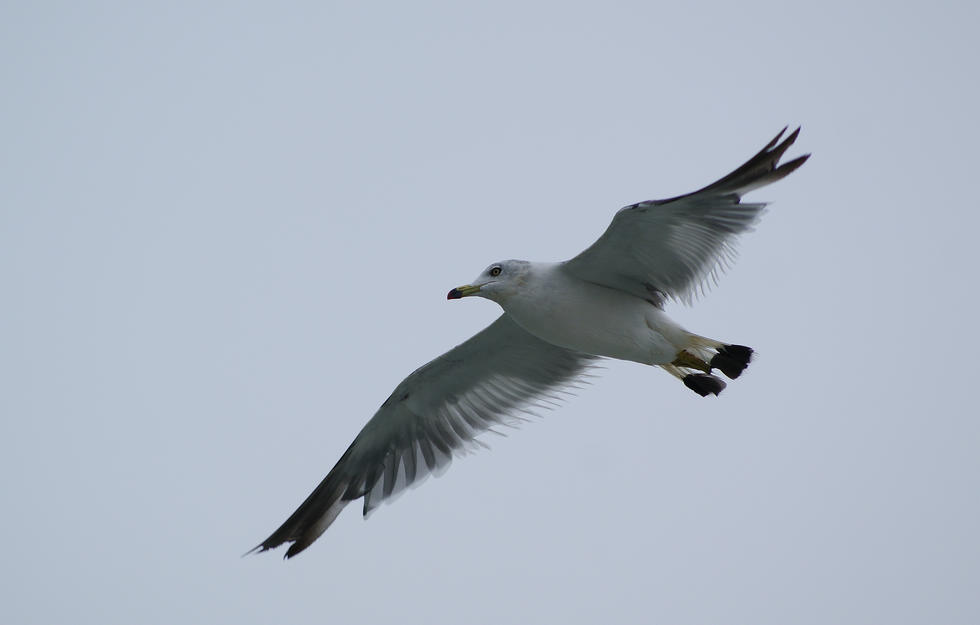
[562,128,809,304]
[251,314,598,558]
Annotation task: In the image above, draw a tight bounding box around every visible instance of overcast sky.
[2,2,978,624]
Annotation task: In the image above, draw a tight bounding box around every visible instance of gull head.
[448,260,530,303]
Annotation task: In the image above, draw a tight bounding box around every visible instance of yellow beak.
[447,284,482,299]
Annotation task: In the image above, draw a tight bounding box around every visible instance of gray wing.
[562,128,809,305]
[251,314,599,558]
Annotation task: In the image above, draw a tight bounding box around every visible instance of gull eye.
[489,266,502,277]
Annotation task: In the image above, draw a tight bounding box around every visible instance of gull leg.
[684,335,755,379]
[682,373,726,397]
[660,362,726,397]
[709,344,754,379]
[671,350,711,373]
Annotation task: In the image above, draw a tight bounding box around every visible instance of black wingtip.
[779,152,811,173]
[244,538,306,559]
[243,540,278,558]
[765,126,789,150]
[647,125,807,206]
[285,544,303,559]
[782,126,801,147]
[766,126,802,165]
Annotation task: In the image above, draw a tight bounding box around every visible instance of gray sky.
[2,1,978,624]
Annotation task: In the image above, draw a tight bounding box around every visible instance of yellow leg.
[671,350,711,373]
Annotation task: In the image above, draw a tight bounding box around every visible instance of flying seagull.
[252,128,808,558]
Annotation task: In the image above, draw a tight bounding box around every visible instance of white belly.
[501,268,686,365]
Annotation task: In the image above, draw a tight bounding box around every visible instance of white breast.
[499,263,686,365]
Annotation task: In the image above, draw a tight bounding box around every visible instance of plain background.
[2,2,978,623]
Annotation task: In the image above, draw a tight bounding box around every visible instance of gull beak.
[447,284,482,299]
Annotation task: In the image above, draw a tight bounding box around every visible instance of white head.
[447,259,530,304]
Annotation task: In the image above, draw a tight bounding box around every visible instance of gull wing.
[562,128,809,305]
[251,314,598,558]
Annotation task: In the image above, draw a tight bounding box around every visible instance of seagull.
[252,128,808,558]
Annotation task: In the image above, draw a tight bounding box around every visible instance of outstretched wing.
[562,128,809,305]
[251,314,599,558]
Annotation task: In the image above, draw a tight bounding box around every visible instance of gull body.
[473,260,687,366]
[253,128,809,558]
